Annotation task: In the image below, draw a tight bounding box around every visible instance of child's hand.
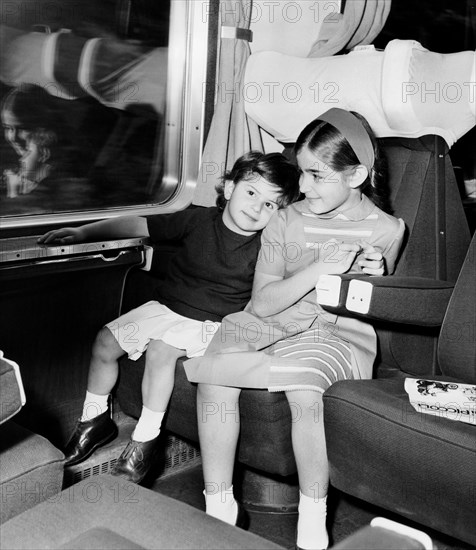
[320,239,361,275]
[38,227,84,245]
[356,241,385,275]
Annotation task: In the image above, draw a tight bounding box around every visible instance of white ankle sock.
[81,391,109,421]
[297,492,329,550]
[203,484,238,525]
[132,406,165,442]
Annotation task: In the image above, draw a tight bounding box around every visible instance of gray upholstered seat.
[0,474,434,550]
[0,356,64,523]
[323,233,476,546]
[0,474,282,550]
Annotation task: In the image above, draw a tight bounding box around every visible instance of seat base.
[323,378,476,546]
[237,467,299,513]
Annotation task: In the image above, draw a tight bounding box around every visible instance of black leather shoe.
[64,410,118,466]
[235,502,249,530]
[110,437,159,484]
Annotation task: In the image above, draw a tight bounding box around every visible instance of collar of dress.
[297,195,376,221]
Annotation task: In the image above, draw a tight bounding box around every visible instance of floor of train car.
[69,410,474,550]
[153,467,475,550]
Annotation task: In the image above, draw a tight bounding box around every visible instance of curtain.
[192,0,263,207]
[308,0,391,58]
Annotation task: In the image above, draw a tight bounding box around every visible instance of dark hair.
[294,111,390,212]
[1,84,62,157]
[215,151,300,211]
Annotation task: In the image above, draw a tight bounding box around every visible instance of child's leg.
[142,339,184,412]
[111,339,185,483]
[285,390,329,550]
[197,383,242,524]
[80,327,125,420]
[64,327,124,466]
[133,339,185,441]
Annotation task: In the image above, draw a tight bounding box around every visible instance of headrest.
[244,40,476,147]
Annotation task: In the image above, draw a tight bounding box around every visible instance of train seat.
[0,474,281,550]
[0,354,64,524]
[0,474,436,550]
[322,231,476,546]
[116,135,470,508]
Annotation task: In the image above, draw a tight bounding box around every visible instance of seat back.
[375,136,471,376]
[438,233,476,383]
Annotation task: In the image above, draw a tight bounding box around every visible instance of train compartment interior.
[0,1,475,549]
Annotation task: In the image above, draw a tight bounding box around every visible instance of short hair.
[1,84,61,155]
[216,151,300,211]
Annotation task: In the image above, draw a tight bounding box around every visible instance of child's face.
[1,110,33,157]
[222,174,281,235]
[297,147,360,215]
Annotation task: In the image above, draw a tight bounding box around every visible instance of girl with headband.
[185,108,405,549]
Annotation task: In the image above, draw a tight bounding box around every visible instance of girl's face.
[222,175,281,235]
[1,110,33,157]
[296,146,361,215]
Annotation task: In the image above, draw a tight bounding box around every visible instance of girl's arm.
[38,216,150,245]
[252,242,361,317]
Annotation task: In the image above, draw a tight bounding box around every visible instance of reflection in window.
[0,0,173,217]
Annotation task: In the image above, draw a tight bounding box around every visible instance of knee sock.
[203,485,238,525]
[81,391,109,421]
[132,406,165,442]
[297,492,329,550]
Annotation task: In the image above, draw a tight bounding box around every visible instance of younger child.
[38,151,300,484]
[185,109,405,547]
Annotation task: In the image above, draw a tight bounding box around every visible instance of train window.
[0,0,209,228]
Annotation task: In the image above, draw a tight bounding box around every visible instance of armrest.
[332,518,433,550]
[316,275,454,327]
[316,273,368,309]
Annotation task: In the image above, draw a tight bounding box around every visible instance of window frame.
[1,0,210,230]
